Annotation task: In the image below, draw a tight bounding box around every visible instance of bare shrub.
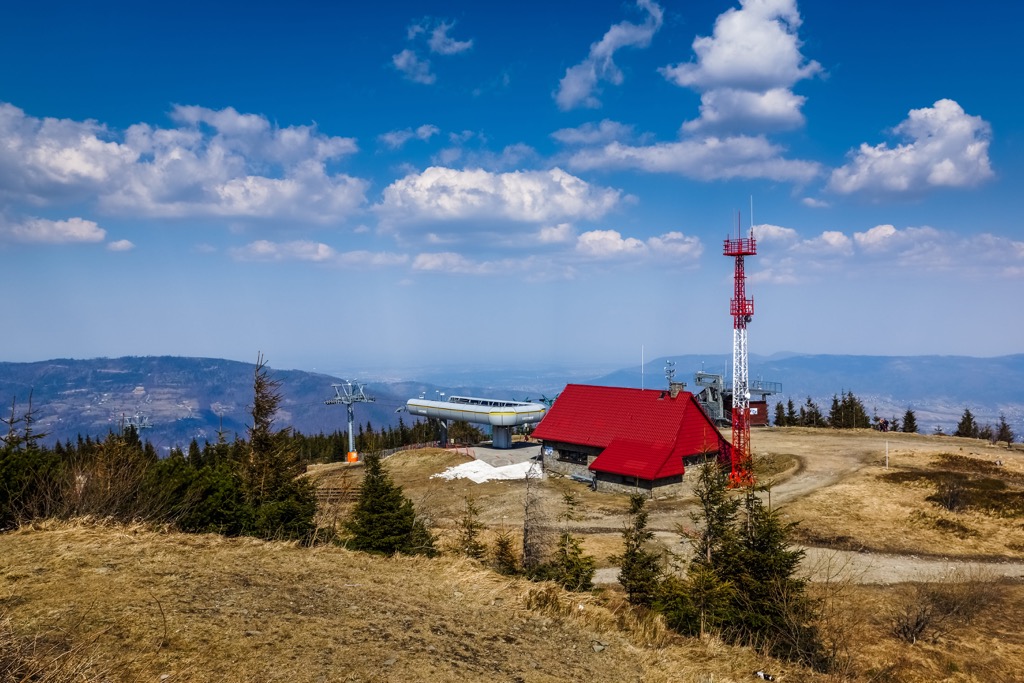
[0,613,107,682]
[890,567,1004,643]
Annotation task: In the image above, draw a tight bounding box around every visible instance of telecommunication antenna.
[664,360,676,385]
[325,381,375,462]
[724,213,756,486]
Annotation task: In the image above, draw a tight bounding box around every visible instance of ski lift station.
[405,395,548,449]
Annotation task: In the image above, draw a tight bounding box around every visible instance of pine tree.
[954,409,979,438]
[533,492,595,591]
[345,452,434,555]
[801,397,824,427]
[690,461,740,566]
[240,355,316,540]
[829,391,871,429]
[612,494,662,606]
[785,399,798,426]
[996,414,1015,444]
[453,496,488,560]
[659,461,825,668]
[773,401,786,427]
[491,528,520,575]
[903,409,918,433]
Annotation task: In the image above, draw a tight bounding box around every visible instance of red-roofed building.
[532,383,729,495]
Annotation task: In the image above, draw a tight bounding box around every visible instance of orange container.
[347,451,359,463]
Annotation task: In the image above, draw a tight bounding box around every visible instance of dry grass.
[1,520,813,683]
[7,429,1024,681]
[786,447,1024,557]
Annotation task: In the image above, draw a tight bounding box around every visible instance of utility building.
[532,383,728,495]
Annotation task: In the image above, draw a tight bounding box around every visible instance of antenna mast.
[724,214,757,486]
[325,381,375,462]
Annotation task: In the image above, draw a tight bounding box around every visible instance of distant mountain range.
[597,353,1024,434]
[1,353,1022,450]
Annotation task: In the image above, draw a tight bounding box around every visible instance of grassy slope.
[2,522,790,683]
[5,430,1024,682]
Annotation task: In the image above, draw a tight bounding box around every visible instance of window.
[558,450,589,465]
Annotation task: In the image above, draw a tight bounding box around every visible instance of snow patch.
[433,460,541,484]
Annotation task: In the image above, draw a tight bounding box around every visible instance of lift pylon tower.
[325,381,375,462]
[724,222,756,486]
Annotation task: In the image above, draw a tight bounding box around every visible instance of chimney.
[669,381,685,399]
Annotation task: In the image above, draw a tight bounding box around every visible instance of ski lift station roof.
[405,395,547,427]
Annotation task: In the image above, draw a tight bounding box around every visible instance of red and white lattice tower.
[724,224,756,486]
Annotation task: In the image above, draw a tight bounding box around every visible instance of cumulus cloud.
[576,229,702,261]
[0,216,106,244]
[828,99,994,195]
[753,223,798,242]
[0,103,367,224]
[392,49,435,84]
[230,240,408,267]
[660,0,820,132]
[378,124,440,149]
[554,0,663,111]
[107,239,135,251]
[550,119,637,146]
[567,135,820,183]
[801,196,829,208]
[377,166,622,225]
[750,223,1023,283]
[537,223,576,244]
[795,230,853,255]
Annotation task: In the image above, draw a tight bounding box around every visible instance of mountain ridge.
[1,353,1021,448]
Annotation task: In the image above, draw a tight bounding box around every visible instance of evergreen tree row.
[952,409,1015,443]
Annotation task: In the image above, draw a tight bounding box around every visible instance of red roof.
[532,384,727,480]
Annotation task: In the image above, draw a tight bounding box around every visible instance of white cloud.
[379,124,440,149]
[231,239,337,262]
[828,99,994,195]
[0,103,367,224]
[412,251,491,274]
[567,135,820,182]
[554,0,664,111]
[660,0,820,132]
[683,87,808,133]
[576,229,702,261]
[537,223,576,244]
[796,230,853,255]
[428,21,473,55]
[107,239,134,251]
[647,231,703,259]
[0,103,136,203]
[392,49,435,84]
[750,224,1023,283]
[753,223,798,242]
[230,240,407,267]
[550,119,637,146]
[576,229,646,258]
[377,166,622,225]
[432,142,539,172]
[800,197,829,208]
[1,216,106,244]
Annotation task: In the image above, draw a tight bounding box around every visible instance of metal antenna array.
[325,381,375,461]
[724,215,757,486]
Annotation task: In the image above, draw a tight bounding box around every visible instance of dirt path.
[590,430,1024,585]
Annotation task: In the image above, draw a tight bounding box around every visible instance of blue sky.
[1,0,1022,374]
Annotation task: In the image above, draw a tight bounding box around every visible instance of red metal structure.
[724,225,756,486]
